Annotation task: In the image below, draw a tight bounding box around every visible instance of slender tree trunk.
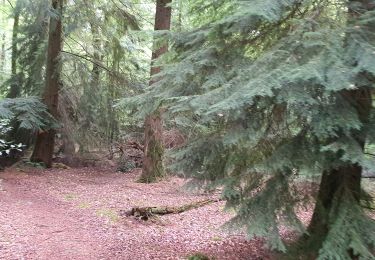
[307,0,374,255]
[0,0,5,75]
[7,8,20,98]
[176,1,183,31]
[140,0,172,183]
[107,73,118,158]
[78,21,102,153]
[86,21,101,126]
[31,0,63,167]
[0,34,4,75]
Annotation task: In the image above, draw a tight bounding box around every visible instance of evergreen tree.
[130,0,375,257]
[15,0,50,96]
[2,0,149,156]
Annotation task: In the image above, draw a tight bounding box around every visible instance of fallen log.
[121,198,220,220]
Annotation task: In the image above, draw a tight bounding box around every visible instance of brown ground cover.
[0,167,270,260]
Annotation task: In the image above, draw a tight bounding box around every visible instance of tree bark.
[0,0,5,74]
[149,0,172,81]
[31,0,63,168]
[0,33,5,75]
[140,111,165,182]
[140,0,172,183]
[307,165,362,238]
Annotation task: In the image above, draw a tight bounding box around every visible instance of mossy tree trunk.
[0,33,4,77]
[140,111,165,183]
[140,0,172,183]
[31,0,63,168]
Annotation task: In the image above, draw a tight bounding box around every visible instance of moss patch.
[96,208,119,223]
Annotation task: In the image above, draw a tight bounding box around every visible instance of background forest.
[0,0,375,259]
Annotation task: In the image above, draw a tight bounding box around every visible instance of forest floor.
[0,167,271,260]
[0,167,372,260]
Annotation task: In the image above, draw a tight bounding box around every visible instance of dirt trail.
[0,168,269,260]
[0,171,109,259]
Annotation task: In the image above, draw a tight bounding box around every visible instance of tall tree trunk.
[31,0,63,168]
[140,0,172,183]
[0,0,4,84]
[77,20,102,153]
[306,0,374,256]
[7,8,20,98]
[0,34,5,76]
[86,21,101,127]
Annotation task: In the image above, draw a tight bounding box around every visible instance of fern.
[0,97,57,131]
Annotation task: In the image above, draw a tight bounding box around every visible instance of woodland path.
[0,168,269,260]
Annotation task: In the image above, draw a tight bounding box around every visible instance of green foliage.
[0,97,59,157]
[129,0,375,258]
[0,96,55,156]
[22,160,46,169]
[0,97,56,131]
[117,157,136,173]
[60,0,149,151]
[317,191,375,260]
[1,0,150,152]
[0,0,373,256]
[0,119,24,154]
[12,0,50,96]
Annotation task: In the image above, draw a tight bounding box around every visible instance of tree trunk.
[140,0,172,183]
[86,21,101,128]
[79,21,102,153]
[0,0,5,79]
[0,33,4,75]
[307,165,362,246]
[149,0,172,81]
[140,111,165,182]
[31,0,63,168]
[7,8,20,98]
[0,0,5,74]
[307,72,373,256]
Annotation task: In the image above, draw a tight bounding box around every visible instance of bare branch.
[6,0,14,9]
[61,50,112,73]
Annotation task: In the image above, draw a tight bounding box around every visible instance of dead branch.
[126,141,144,152]
[121,198,221,220]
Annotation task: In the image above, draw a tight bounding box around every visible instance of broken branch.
[121,198,221,220]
